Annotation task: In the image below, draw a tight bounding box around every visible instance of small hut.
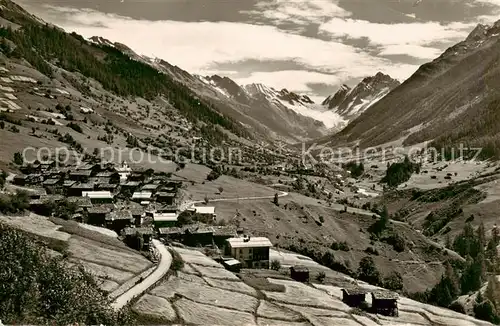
[341,288,367,307]
[371,291,399,316]
[290,265,310,282]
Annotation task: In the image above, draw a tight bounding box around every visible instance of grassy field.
[184,174,277,201]
[211,192,448,293]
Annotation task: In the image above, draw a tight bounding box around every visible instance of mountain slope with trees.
[324,21,500,158]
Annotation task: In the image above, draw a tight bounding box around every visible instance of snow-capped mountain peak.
[322,72,400,120]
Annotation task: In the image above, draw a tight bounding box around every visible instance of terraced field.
[133,247,493,326]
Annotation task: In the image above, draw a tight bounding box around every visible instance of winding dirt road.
[112,239,172,310]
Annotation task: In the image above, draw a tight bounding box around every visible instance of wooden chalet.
[222,258,242,273]
[42,178,62,194]
[131,208,145,227]
[121,181,141,193]
[95,171,120,183]
[122,227,154,250]
[69,170,92,182]
[290,265,310,283]
[106,210,133,232]
[68,183,94,196]
[342,288,367,307]
[82,191,114,204]
[141,184,160,193]
[371,291,398,317]
[156,192,176,205]
[212,225,237,247]
[67,196,93,210]
[86,206,112,226]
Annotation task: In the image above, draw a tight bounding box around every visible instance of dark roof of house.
[131,208,145,216]
[42,178,60,185]
[372,291,398,300]
[14,174,28,179]
[290,265,309,272]
[67,196,93,207]
[158,227,183,235]
[87,206,112,214]
[142,184,159,190]
[123,227,154,236]
[63,180,77,187]
[43,194,65,201]
[108,210,133,220]
[342,288,368,296]
[212,225,237,237]
[96,171,117,177]
[70,170,92,176]
[70,183,94,189]
[184,224,213,235]
[89,177,111,185]
[98,183,119,190]
[157,192,176,197]
[157,205,177,212]
[76,163,96,170]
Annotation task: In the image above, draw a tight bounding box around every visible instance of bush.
[206,169,221,181]
[13,152,23,165]
[331,241,349,251]
[9,125,20,133]
[67,122,83,133]
[270,259,281,271]
[0,170,6,189]
[0,191,29,214]
[316,271,326,283]
[0,224,134,325]
[357,256,381,286]
[384,271,404,291]
[170,249,184,271]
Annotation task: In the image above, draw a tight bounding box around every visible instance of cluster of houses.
[13,160,182,236]
[13,159,276,272]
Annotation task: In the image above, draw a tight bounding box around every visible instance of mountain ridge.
[322,72,400,121]
[320,20,500,158]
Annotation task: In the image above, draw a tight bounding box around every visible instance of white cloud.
[378,45,443,60]
[35,5,416,84]
[243,0,351,25]
[319,18,475,59]
[473,0,500,6]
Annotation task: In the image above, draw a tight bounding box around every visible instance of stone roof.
[342,288,367,296]
[123,227,154,236]
[87,206,112,214]
[372,291,398,300]
[290,265,309,272]
[108,210,133,220]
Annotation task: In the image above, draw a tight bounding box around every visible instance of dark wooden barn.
[342,288,367,307]
[371,291,398,316]
[290,265,310,282]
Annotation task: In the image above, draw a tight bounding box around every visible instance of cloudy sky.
[16,0,500,102]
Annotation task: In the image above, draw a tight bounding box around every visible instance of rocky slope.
[322,72,400,121]
[324,21,500,157]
